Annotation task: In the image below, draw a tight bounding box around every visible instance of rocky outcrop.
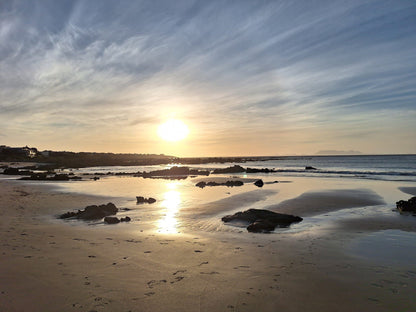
[136,196,156,204]
[195,181,244,188]
[140,166,209,178]
[59,203,118,220]
[212,165,245,174]
[396,197,416,213]
[222,208,303,233]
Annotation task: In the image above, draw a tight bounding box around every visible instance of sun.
[158,119,189,142]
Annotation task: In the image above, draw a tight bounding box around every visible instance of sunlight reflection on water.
[157,182,181,234]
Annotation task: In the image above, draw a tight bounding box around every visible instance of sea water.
[10,154,416,235]
[63,154,416,182]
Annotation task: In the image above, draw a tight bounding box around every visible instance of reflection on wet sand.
[158,182,181,233]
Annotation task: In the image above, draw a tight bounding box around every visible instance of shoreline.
[1,176,416,311]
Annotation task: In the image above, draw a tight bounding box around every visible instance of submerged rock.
[59,203,118,220]
[396,197,416,213]
[222,208,303,233]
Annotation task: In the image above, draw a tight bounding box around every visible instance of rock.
[196,181,206,188]
[136,196,156,204]
[51,174,70,181]
[225,180,244,187]
[396,197,416,213]
[104,216,120,224]
[254,179,264,187]
[305,166,317,170]
[141,166,210,178]
[222,208,302,232]
[3,167,20,175]
[246,168,276,173]
[120,216,131,222]
[59,202,118,220]
[136,196,145,203]
[59,211,77,219]
[212,165,245,174]
[195,180,244,187]
[247,219,277,233]
[20,173,75,181]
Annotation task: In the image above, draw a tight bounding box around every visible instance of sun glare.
[158,119,189,142]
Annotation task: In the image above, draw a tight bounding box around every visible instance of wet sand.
[1,177,416,312]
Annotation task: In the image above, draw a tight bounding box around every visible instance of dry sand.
[1,178,416,312]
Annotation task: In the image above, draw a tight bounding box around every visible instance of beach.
[1,168,416,312]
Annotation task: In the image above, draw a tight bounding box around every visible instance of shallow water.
[348,229,416,267]
[17,173,416,236]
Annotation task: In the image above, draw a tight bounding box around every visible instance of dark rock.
[140,166,210,178]
[196,180,244,187]
[212,165,245,174]
[136,196,157,204]
[196,181,206,188]
[59,202,118,220]
[104,216,120,224]
[254,179,264,187]
[59,211,77,219]
[246,168,276,173]
[120,216,131,222]
[247,219,277,233]
[20,173,73,181]
[396,197,416,213]
[136,196,145,203]
[3,167,20,175]
[225,180,244,187]
[222,208,302,233]
[51,174,70,181]
[305,166,317,170]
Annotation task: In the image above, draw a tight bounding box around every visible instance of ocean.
[70,154,416,182]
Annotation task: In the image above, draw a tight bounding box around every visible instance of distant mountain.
[316,150,362,155]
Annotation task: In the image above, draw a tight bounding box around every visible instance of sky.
[1,0,415,157]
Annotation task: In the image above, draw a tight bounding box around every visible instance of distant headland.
[0,145,278,169]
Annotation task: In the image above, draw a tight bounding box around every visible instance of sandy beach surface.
[1,174,416,312]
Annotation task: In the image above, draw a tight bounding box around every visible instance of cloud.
[0,0,415,155]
